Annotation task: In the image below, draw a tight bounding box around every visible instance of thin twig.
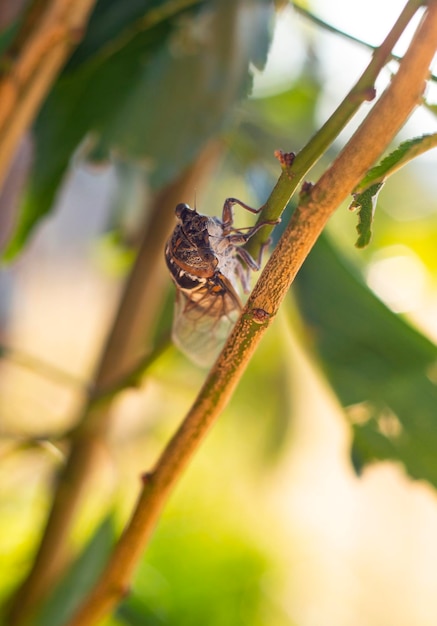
[0,344,88,390]
[291,0,437,84]
[66,2,437,624]
[292,2,396,52]
[246,0,424,256]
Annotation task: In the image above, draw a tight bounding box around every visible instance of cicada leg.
[222,197,279,235]
[234,237,273,292]
[221,197,264,234]
[226,218,278,267]
[219,197,280,292]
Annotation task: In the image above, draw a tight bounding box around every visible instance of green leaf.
[34,516,116,626]
[65,0,165,69]
[350,181,384,248]
[294,234,437,487]
[5,0,273,259]
[349,133,437,248]
[0,15,22,59]
[354,134,437,192]
[118,514,271,626]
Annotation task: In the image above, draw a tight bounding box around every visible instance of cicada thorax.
[165,208,218,278]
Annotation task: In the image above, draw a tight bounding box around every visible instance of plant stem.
[66,2,437,625]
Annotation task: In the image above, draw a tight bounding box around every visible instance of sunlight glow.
[366,247,429,313]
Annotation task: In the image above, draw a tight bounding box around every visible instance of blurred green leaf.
[231,58,323,170]
[34,516,116,626]
[294,234,437,486]
[65,0,170,69]
[117,517,272,626]
[5,0,273,259]
[0,20,20,58]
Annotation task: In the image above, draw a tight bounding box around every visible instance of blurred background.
[1,1,437,625]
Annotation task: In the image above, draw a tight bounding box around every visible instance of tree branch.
[66,2,437,625]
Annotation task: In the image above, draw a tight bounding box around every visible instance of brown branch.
[0,0,98,190]
[66,2,437,625]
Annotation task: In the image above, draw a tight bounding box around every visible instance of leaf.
[65,0,162,69]
[354,134,437,192]
[5,0,274,258]
[118,513,271,626]
[294,234,437,487]
[350,181,384,248]
[0,16,21,58]
[34,516,116,626]
[350,133,437,248]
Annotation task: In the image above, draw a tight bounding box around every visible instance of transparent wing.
[171,283,241,367]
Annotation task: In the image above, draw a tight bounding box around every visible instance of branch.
[66,2,437,625]
[0,0,98,189]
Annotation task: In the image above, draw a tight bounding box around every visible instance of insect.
[165,197,275,366]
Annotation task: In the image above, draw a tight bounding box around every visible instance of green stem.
[292,2,379,51]
[292,0,437,85]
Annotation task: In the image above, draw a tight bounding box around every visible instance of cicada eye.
[175,203,192,219]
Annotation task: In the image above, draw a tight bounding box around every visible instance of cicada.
[165,197,274,366]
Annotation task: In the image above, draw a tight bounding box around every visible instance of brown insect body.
[165,199,272,366]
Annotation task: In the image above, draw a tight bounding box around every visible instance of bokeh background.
[1,1,437,625]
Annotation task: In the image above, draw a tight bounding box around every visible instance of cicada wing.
[171,284,240,367]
